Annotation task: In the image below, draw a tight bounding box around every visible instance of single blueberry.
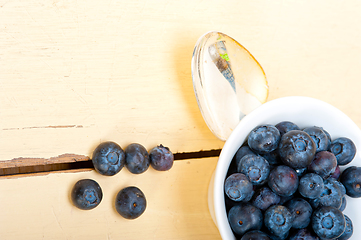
[92,141,125,176]
[115,186,146,219]
[268,165,299,197]
[125,143,150,174]
[227,203,263,236]
[311,206,345,239]
[264,205,293,239]
[71,179,103,210]
[307,151,337,179]
[238,155,270,185]
[149,144,174,171]
[275,121,300,136]
[340,166,361,198]
[298,173,324,199]
[284,198,313,229]
[240,230,270,240]
[248,125,281,154]
[338,214,353,240]
[224,173,254,202]
[303,126,330,152]
[278,130,316,169]
[329,137,356,166]
[251,187,281,211]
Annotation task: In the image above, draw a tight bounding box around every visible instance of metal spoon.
[191,31,269,141]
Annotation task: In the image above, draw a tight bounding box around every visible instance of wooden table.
[1,1,361,239]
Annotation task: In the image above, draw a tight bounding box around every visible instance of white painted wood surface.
[1,0,361,161]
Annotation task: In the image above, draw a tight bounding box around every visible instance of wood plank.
[1,1,361,163]
[0,157,222,240]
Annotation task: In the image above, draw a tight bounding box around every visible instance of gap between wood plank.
[0,149,221,177]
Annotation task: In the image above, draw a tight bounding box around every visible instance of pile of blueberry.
[71,142,174,219]
[225,121,361,240]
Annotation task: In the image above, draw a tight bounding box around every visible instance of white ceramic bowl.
[208,96,361,239]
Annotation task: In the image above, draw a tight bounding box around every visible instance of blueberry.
[298,173,324,199]
[284,198,313,229]
[227,203,263,236]
[338,214,353,240]
[278,130,316,169]
[329,137,356,166]
[248,125,281,154]
[307,151,337,179]
[264,205,293,239]
[240,230,271,240]
[235,145,257,167]
[71,179,103,210]
[225,173,254,202]
[92,141,125,176]
[303,126,330,152]
[318,178,344,208]
[339,196,347,212]
[125,143,150,174]
[149,144,174,171]
[311,206,345,239]
[288,228,320,240]
[238,155,270,185]
[268,165,299,197]
[251,187,281,211]
[340,166,361,198]
[115,186,146,219]
[275,121,300,136]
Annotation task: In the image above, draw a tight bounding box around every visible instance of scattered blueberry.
[240,230,270,240]
[307,151,337,179]
[149,144,174,171]
[298,173,324,199]
[92,141,125,176]
[125,143,150,174]
[268,165,299,197]
[340,166,361,198]
[275,121,300,136]
[238,155,270,185]
[311,206,345,239]
[71,179,103,210]
[303,126,330,152]
[227,203,263,236]
[329,137,356,166]
[338,214,353,240]
[115,186,146,219]
[225,173,254,202]
[278,130,316,169]
[247,125,281,154]
[251,187,281,211]
[264,205,293,239]
[285,198,313,229]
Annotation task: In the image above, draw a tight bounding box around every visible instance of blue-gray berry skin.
[237,155,270,185]
[298,173,324,199]
[307,151,337,179]
[227,203,263,236]
[303,126,330,153]
[149,145,174,171]
[278,130,316,169]
[289,228,319,240]
[338,214,353,240]
[340,166,361,198]
[339,196,347,212]
[318,178,344,208]
[330,137,356,166]
[225,173,254,202]
[275,121,300,136]
[235,145,257,167]
[311,206,345,239]
[268,165,299,197]
[71,179,103,210]
[115,186,146,219]
[248,125,281,154]
[92,141,125,176]
[285,198,313,229]
[240,230,270,240]
[264,205,293,239]
[125,143,150,174]
[251,187,281,211]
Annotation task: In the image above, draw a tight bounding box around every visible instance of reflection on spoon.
[191,31,269,141]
